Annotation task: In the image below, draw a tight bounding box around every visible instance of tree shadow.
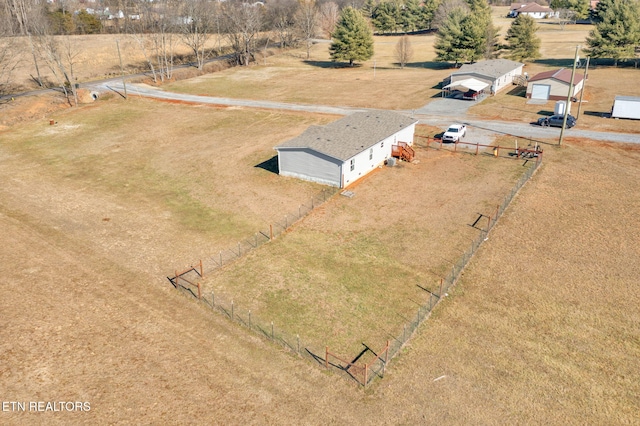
[584,110,611,118]
[506,86,527,97]
[532,58,575,67]
[405,61,457,70]
[303,60,363,69]
[255,155,279,174]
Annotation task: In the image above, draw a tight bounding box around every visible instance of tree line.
[1,0,638,102]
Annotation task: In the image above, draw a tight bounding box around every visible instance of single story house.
[449,59,524,95]
[275,111,417,188]
[526,68,584,100]
[509,2,557,18]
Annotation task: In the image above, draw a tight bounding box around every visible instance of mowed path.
[1,131,638,422]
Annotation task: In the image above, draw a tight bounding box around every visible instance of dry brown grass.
[166,35,450,111]
[1,10,639,423]
[201,145,527,356]
[2,100,638,421]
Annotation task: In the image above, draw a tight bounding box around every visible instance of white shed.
[611,96,640,120]
[449,59,524,95]
[275,111,417,188]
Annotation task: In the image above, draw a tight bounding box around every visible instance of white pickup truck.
[442,124,467,143]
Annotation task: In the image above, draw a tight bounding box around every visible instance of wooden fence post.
[199,259,203,278]
[248,310,251,328]
[364,363,369,387]
[271,321,274,340]
[270,224,273,240]
[212,290,215,308]
[383,340,389,376]
[325,347,329,368]
[197,282,201,299]
[439,278,443,297]
[475,143,479,155]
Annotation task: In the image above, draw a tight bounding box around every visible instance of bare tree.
[395,34,413,68]
[0,28,20,96]
[37,34,80,106]
[222,1,263,66]
[265,0,298,48]
[555,9,577,30]
[295,0,319,59]
[319,1,339,38]
[180,0,214,70]
[433,0,469,29]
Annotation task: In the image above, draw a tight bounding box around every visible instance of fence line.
[168,188,338,285]
[169,153,543,387]
[376,153,543,383]
[416,136,544,160]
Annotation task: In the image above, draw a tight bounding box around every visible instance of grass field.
[1,6,639,423]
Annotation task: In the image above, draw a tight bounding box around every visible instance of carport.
[442,78,489,99]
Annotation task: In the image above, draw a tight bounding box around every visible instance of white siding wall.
[278,149,342,187]
[342,123,416,187]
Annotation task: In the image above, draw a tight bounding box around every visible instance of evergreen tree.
[419,0,440,30]
[330,7,374,66]
[372,1,400,33]
[458,14,486,62]
[585,0,640,66]
[505,14,541,61]
[434,7,467,65]
[399,0,421,32]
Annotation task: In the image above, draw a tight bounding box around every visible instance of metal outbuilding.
[526,68,584,101]
[611,96,640,120]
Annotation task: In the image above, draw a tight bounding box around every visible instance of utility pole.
[576,56,590,119]
[116,39,127,100]
[559,45,579,146]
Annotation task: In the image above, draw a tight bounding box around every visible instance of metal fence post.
[212,290,215,308]
[271,321,274,340]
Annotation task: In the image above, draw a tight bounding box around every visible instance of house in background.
[275,111,417,188]
[449,59,524,95]
[526,68,584,100]
[509,2,557,18]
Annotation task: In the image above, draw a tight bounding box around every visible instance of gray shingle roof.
[275,110,417,162]
[452,59,524,80]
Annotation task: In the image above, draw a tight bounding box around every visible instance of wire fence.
[366,153,543,385]
[169,153,543,387]
[168,188,338,284]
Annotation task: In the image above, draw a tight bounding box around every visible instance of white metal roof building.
[275,111,418,188]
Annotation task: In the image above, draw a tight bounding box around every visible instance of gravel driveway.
[94,82,639,145]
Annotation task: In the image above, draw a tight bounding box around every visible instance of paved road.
[91,81,639,145]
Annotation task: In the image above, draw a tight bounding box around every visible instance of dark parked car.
[537,114,577,128]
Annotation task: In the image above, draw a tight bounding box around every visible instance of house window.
[380,142,384,148]
[350,159,355,171]
[369,148,373,160]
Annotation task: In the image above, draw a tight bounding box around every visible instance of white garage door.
[531,84,551,100]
